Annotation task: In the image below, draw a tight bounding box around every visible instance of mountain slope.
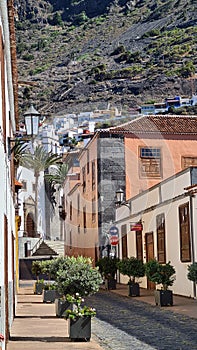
[14,0,197,116]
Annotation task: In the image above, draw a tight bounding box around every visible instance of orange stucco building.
[63,114,197,260]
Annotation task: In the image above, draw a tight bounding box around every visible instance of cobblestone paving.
[92,318,156,350]
[88,291,197,350]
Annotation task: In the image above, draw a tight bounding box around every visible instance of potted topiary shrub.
[55,256,102,341]
[50,257,72,317]
[41,259,59,303]
[118,257,145,296]
[145,259,176,306]
[31,260,44,295]
[187,262,197,285]
[96,257,119,290]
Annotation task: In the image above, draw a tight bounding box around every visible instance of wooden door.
[145,232,155,290]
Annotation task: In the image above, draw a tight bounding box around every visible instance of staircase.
[44,240,65,256]
[30,239,64,257]
[31,241,58,257]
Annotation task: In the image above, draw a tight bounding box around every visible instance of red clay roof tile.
[99,115,197,135]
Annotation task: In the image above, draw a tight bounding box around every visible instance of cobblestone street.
[7,283,197,350]
[89,291,197,350]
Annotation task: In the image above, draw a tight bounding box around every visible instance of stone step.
[44,240,65,256]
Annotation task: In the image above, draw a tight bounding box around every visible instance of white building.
[40,124,61,154]
[115,166,197,298]
[0,1,18,347]
[17,165,46,257]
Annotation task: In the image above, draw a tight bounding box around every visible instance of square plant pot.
[154,290,173,306]
[34,282,44,295]
[128,282,140,297]
[55,298,70,317]
[68,316,91,341]
[105,278,116,290]
[43,290,57,303]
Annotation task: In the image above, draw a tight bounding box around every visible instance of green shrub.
[187,262,197,283]
[118,257,145,283]
[73,11,89,26]
[111,45,125,56]
[22,54,34,61]
[56,256,102,297]
[32,260,42,281]
[96,257,119,279]
[145,260,176,291]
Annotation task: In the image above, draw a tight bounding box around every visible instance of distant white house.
[115,166,197,298]
[40,124,61,154]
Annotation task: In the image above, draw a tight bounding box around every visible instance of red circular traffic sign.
[110,235,119,246]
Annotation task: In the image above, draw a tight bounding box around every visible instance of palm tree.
[20,145,62,236]
[45,163,69,188]
[11,140,28,169]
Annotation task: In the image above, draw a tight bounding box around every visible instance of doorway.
[145,231,155,290]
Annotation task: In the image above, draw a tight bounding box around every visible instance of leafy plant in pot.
[50,257,72,317]
[31,260,44,295]
[65,293,96,342]
[41,259,59,303]
[145,259,176,306]
[187,262,197,289]
[96,257,119,290]
[55,256,102,341]
[118,257,145,296]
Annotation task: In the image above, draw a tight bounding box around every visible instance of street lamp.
[115,188,131,210]
[58,205,67,220]
[8,105,40,151]
[23,105,40,137]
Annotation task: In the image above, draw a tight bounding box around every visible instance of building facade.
[0,1,18,348]
[115,166,197,298]
[63,114,197,263]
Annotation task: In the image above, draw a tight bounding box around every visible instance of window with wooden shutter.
[83,206,87,233]
[92,161,95,190]
[121,224,128,258]
[139,147,162,178]
[156,213,166,264]
[77,194,80,216]
[92,197,96,222]
[136,231,143,261]
[70,201,72,221]
[181,156,197,169]
[179,203,191,262]
[82,167,86,192]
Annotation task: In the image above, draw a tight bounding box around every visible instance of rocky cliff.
[14,0,197,116]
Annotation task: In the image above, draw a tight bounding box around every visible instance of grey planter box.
[105,278,116,290]
[128,282,140,297]
[155,290,173,306]
[43,290,57,303]
[55,298,70,317]
[34,282,44,295]
[68,316,91,341]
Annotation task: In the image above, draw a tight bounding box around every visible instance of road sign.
[109,226,119,235]
[109,235,119,246]
[130,222,143,231]
[109,226,119,246]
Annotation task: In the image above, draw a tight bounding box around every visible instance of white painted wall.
[0,3,16,345]
[17,166,46,238]
[116,167,197,298]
